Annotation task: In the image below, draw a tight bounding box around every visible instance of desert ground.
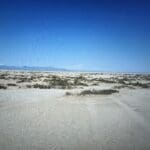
[0,71,150,150]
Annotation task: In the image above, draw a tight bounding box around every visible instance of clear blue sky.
[0,0,150,72]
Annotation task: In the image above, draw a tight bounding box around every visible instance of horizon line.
[0,64,150,74]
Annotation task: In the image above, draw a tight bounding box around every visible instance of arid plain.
[0,71,150,150]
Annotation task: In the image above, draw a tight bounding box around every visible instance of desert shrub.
[113,85,125,89]
[40,75,73,89]
[97,78,116,83]
[43,78,51,82]
[49,77,73,89]
[122,77,129,81]
[16,78,27,83]
[0,75,6,79]
[74,77,80,85]
[65,92,72,96]
[91,83,99,86]
[143,75,150,81]
[0,84,7,89]
[16,80,24,83]
[79,89,119,95]
[79,90,94,95]
[26,85,32,88]
[33,84,51,89]
[76,82,88,86]
[74,76,88,86]
[7,83,17,86]
[0,73,9,79]
[113,85,135,89]
[129,82,149,88]
[16,77,34,83]
[117,79,126,84]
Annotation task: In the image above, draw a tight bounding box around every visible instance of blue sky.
[0,0,150,72]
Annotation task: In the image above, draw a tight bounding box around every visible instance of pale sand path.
[0,89,150,150]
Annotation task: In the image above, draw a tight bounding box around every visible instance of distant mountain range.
[0,65,68,71]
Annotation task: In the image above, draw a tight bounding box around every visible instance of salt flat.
[0,71,150,150]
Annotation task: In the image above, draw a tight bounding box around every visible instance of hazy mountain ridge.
[0,65,67,71]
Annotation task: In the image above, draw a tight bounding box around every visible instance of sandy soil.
[0,71,150,150]
[0,88,150,150]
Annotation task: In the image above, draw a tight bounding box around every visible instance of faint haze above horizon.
[0,0,150,72]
